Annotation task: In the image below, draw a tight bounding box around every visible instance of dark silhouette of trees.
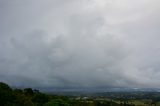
[0,82,14,106]
[24,88,34,96]
[32,93,49,106]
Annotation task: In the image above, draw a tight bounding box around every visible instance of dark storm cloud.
[0,0,160,88]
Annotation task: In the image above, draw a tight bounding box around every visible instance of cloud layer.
[0,0,160,89]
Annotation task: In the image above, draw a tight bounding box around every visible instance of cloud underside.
[0,0,160,88]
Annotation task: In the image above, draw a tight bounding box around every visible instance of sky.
[0,0,160,89]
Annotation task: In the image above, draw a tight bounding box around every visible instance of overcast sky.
[0,0,160,89]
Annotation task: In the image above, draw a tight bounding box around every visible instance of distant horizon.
[2,81,160,93]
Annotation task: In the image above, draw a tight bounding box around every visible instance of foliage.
[0,82,14,106]
[43,99,70,106]
[0,82,160,106]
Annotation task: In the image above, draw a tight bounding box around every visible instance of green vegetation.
[0,82,160,106]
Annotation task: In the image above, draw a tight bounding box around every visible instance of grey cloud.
[0,0,160,89]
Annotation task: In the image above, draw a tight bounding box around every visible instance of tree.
[0,82,14,105]
[0,82,12,91]
[24,88,34,96]
[32,93,49,106]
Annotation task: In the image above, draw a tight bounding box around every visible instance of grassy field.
[131,100,145,106]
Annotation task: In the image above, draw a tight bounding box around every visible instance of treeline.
[0,82,72,106]
[0,82,135,106]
